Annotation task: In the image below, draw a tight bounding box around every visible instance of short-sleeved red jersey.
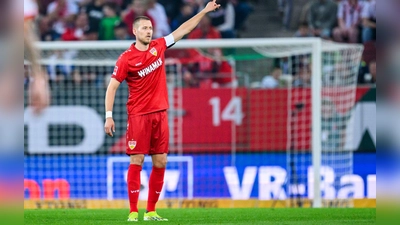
[112,35,174,116]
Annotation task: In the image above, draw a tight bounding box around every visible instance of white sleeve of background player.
[164,34,175,48]
[217,3,235,31]
[24,0,38,20]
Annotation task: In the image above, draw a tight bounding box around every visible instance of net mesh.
[24,39,363,208]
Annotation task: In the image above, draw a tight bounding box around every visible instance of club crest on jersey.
[150,47,157,56]
[128,140,137,150]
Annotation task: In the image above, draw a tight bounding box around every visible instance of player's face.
[134,20,153,45]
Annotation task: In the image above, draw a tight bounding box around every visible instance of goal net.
[24,38,363,209]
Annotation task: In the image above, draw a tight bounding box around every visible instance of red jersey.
[112,35,175,116]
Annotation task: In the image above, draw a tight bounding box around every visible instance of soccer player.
[104,0,221,222]
[24,0,50,114]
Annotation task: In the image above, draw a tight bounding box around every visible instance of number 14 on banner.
[209,97,244,126]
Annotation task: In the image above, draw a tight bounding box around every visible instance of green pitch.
[24,208,375,225]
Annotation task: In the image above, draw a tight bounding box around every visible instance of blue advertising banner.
[24,153,375,200]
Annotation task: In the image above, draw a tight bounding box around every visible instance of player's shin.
[127,164,142,213]
[146,166,165,212]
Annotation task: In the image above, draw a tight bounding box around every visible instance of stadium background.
[24,0,376,209]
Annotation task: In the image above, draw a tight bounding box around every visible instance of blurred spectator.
[99,2,121,40]
[72,66,99,85]
[81,0,106,39]
[185,15,237,88]
[293,64,311,87]
[274,57,290,75]
[147,0,171,38]
[209,60,237,88]
[46,49,79,82]
[358,60,376,84]
[47,0,80,39]
[208,0,236,38]
[298,0,313,26]
[361,40,376,65]
[367,60,376,84]
[277,0,292,30]
[84,28,100,40]
[166,50,237,88]
[116,0,133,9]
[171,3,196,31]
[37,0,55,15]
[183,69,200,87]
[113,21,131,40]
[261,68,282,89]
[73,0,88,7]
[333,0,363,43]
[47,0,80,15]
[78,0,95,7]
[308,0,337,39]
[361,0,376,43]
[231,0,253,31]
[123,0,154,38]
[294,22,313,37]
[38,16,58,41]
[188,15,221,39]
[61,13,89,41]
[158,0,183,24]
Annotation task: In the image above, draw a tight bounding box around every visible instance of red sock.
[146,166,165,212]
[127,164,142,213]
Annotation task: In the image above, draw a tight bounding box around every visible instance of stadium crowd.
[34,0,253,41]
[303,0,375,84]
[268,0,376,88]
[27,0,375,87]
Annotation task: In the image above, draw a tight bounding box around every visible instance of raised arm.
[171,0,221,42]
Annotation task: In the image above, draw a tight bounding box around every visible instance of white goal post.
[28,38,363,208]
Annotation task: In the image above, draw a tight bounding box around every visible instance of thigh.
[149,110,169,155]
[126,114,151,155]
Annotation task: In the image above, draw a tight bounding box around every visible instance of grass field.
[24,208,375,225]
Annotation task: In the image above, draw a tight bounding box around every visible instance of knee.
[130,155,145,166]
[153,156,167,168]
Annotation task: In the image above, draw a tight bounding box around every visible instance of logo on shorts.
[128,140,137,150]
[150,47,157,56]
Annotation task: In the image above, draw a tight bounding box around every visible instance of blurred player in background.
[24,0,50,114]
[104,0,221,222]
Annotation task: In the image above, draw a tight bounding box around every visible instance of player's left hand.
[204,0,221,13]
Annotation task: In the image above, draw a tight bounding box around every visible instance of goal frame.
[36,37,330,207]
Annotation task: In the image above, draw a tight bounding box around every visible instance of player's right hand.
[104,118,115,137]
